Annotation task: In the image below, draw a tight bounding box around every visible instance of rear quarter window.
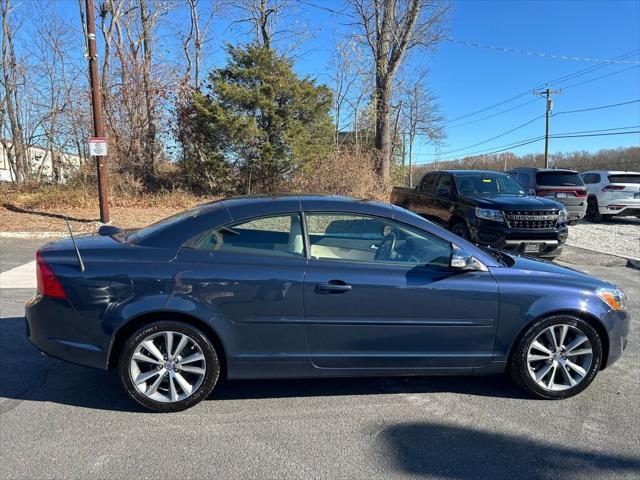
[608,174,640,184]
[536,172,584,187]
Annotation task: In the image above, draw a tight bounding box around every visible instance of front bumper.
[25,294,109,370]
[600,308,631,369]
[470,224,568,258]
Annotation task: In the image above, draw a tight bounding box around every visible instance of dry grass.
[286,150,389,201]
[0,181,210,233]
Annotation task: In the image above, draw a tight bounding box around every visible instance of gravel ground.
[567,217,640,260]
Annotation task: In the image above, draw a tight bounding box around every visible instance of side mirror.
[437,188,451,198]
[450,247,488,272]
[527,189,537,196]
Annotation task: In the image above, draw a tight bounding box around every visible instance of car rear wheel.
[119,321,220,412]
[510,315,602,399]
[586,198,602,222]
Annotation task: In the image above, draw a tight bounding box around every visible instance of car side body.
[580,170,640,222]
[26,195,629,386]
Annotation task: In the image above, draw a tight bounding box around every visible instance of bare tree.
[1,0,28,182]
[231,0,294,50]
[348,0,448,185]
[401,77,444,186]
[181,0,217,88]
[331,38,369,148]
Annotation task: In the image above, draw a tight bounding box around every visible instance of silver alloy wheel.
[526,324,593,391]
[130,331,207,403]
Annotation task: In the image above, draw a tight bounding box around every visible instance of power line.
[434,99,638,160]
[415,126,640,164]
[422,115,543,156]
[448,98,542,129]
[560,64,640,90]
[555,99,640,115]
[444,50,640,124]
[447,39,640,65]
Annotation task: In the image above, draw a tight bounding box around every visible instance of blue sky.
[53,0,640,164]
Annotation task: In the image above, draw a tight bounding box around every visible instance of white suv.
[580,170,640,222]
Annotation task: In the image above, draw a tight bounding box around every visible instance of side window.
[435,174,452,195]
[195,214,304,257]
[419,173,437,194]
[305,213,452,267]
[516,172,531,188]
[583,173,601,184]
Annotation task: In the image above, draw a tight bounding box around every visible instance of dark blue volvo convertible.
[25,195,629,411]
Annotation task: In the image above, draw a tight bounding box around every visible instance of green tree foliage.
[178,44,334,194]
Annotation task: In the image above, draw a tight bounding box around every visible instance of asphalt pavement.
[0,239,638,479]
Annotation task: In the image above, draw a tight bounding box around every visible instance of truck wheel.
[451,221,470,240]
[586,198,602,223]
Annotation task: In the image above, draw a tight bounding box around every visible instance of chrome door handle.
[315,281,352,293]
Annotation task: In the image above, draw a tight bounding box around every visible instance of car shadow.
[1,315,527,413]
[380,421,640,479]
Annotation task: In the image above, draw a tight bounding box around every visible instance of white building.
[0,141,82,183]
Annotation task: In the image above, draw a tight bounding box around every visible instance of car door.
[302,212,499,370]
[409,173,439,220]
[173,213,309,367]
[433,173,455,224]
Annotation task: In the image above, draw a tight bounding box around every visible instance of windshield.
[454,173,525,196]
[536,171,584,187]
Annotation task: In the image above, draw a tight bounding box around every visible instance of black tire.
[586,197,602,222]
[510,315,602,400]
[451,221,471,240]
[119,321,220,412]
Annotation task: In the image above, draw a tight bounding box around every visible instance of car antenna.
[64,216,85,272]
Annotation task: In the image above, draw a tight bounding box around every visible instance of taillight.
[36,251,67,299]
[602,185,625,191]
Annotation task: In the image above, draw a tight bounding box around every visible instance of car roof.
[427,170,512,175]
[215,194,394,222]
[581,170,640,175]
[508,167,578,173]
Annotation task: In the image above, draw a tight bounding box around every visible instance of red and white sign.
[89,136,108,156]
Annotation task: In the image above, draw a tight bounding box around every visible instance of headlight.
[558,208,567,225]
[597,287,626,311]
[475,208,504,223]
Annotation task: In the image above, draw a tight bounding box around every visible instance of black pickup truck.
[391,170,569,259]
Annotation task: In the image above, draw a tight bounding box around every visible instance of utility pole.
[536,88,561,168]
[84,0,110,223]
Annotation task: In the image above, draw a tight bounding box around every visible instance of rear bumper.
[599,203,640,216]
[565,203,587,220]
[470,225,568,258]
[25,295,109,370]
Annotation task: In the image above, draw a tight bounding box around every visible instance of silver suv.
[580,170,640,222]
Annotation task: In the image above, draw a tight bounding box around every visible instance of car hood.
[463,194,562,211]
[500,255,613,289]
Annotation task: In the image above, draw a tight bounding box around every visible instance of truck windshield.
[453,173,525,196]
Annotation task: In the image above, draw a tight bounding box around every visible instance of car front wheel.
[119,321,220,412]
[510,315,602,399]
